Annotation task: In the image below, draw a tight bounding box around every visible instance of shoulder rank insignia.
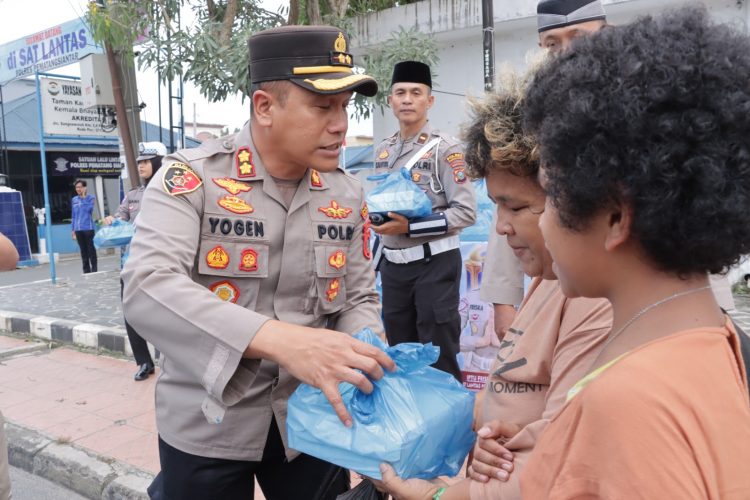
[210,280,239,303]
[416,133,429,145]
[318,200,352,219]
[326,278,340,302]
[163,163,202,196]
[206,245,230,269]
[310,169,323,188]
[213,177,252,196]
[328,250,346,270]
[218,195,254,214]
[239,248,259,272]
[378,150,389,160]
[236,147,256,178]
[453,168,467,184]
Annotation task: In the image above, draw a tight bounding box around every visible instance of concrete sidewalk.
[0,335,155,499]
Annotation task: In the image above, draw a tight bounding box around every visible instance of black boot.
[134,363,155,381]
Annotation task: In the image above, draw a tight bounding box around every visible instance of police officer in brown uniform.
[122,26,395,499]
[372,61,476,381]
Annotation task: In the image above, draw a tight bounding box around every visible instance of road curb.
[0,309,155,359]
[5,421,153,499]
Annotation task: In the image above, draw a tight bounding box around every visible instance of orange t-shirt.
[521,322,750,499]
[470,278,612,500]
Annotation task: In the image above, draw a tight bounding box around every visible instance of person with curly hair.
[373,73,611,500]
[521,6,750,497]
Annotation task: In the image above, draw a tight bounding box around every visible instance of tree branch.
[288,0,300,25]
[220,0,239,46]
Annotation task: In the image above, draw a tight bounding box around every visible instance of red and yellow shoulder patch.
[210,280,240,303]
[206,246,230,269]
[218,195,254,214]
[213,177,252,196]
[236,147,256,178]
[318,200,352,219]
[360,202,368,220]
[163,163,202,196]
[310,169,323,188]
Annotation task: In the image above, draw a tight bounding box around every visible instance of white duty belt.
[382,235,460,264]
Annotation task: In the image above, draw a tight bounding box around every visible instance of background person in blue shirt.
[71,179,97,273]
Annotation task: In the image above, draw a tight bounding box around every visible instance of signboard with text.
[40,77,118,137]
[0,18,103,85]
[48,152,121,177]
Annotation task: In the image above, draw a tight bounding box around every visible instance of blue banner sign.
[0,18,102,85]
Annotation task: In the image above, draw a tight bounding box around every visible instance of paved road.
[9,466,87,500]
[0,255,125,329]
[0,253,120,287]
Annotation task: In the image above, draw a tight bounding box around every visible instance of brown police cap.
[249,25,378,97]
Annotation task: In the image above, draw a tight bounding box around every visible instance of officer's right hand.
[246,320,396,426]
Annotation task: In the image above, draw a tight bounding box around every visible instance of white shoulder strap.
[403,138,441,172]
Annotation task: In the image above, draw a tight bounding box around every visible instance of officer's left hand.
[369,463,446,500]
[371,212,408,235]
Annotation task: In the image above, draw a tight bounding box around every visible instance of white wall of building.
[353,0,749,143]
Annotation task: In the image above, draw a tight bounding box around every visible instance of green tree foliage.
[87,0,438,119]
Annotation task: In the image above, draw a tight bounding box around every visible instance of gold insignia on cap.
[334,32,346,52]
[303,74,372,92]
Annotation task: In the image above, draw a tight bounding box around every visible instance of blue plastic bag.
[287,329,475,480]
[460,179,494,242]
[94,219,134,249]
[365,168,433,220]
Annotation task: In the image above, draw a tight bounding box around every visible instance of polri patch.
[213,177,252,196]
[236,147,256,178]
[210,280,239,303]
[318,200,352,219]
[239,248,259,272]
[218,195,254,214]
[328,250,346,270]
[453,168,467,184]
[206,246,230,269]
[163,163,202,196]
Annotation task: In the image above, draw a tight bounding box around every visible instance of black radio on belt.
[369,212,392,226]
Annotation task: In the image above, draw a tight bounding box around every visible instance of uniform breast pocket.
[312,245,348,316]
[198,237,269,310]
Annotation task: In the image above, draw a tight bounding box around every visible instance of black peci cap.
[248,25,377,97]
[391,61,432,88]
[537,0,606,33]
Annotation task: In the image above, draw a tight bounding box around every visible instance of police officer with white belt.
[372,61,476,381]
[122,26,395,499]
